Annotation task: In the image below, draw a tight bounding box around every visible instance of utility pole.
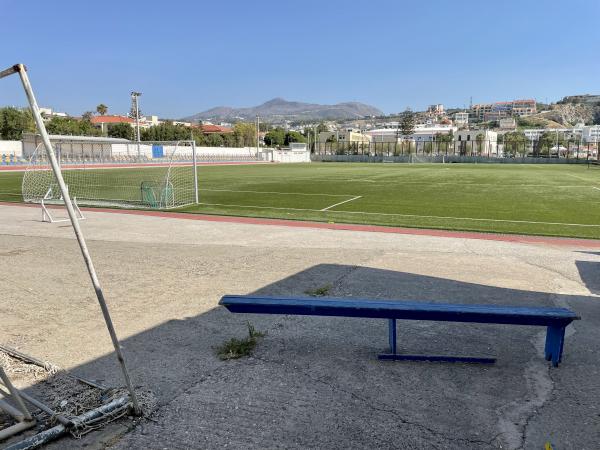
[256,115,260,156]
[131,91,142,158]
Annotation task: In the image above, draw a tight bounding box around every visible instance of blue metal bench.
[219,295,580,366]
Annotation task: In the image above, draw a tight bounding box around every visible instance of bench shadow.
[2,263,597,448]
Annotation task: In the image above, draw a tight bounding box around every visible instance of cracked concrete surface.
[0,204,599,449]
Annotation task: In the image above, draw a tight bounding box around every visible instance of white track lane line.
[320,196,363,211]
[196,202,318,212]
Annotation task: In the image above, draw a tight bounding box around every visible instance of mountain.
[183,98,383,122]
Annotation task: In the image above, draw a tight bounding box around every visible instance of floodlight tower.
[131,91,142,157]
[256,115,260,156]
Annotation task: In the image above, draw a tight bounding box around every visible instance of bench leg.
[379,319,495,364]
[388,319,397,354]
[545,325,565,367]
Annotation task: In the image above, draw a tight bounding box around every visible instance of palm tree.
[96,104,108,116]
[475,133,485,155]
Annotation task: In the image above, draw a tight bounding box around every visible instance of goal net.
[410,154,430,164]
[22,137,198,209]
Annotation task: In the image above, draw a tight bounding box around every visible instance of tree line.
[0,106,259,147]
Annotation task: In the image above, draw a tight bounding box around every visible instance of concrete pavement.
[0,203,598,449]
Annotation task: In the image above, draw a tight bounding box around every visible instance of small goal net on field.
[22,138,198,209]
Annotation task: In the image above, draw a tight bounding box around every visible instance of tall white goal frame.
[0,63,141,414]
[22,137,200,210]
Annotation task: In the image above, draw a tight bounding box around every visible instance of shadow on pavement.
[3,263,599,449]
[575,260,600,295]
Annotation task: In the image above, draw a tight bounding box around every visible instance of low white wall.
[196,146,258,156]
[0,140,23,157]
[265,149,311,163]
[111,144,259,159]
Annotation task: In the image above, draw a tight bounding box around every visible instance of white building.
[21,133,130,159]
[366,124,457,143]
[454,130,498,155]
[39,107,68,121]
[454,112,469,127]
[140,115,160,127]
[319,128,371,144]
[499,117,517,130]
[522,129,545,141]
[171,120,192,127]
[427,104,444,115]
[523,128,583,142]
[581,125,600,143]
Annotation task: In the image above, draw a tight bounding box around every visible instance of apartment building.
[427,104,444,115]
[471,99,536,121]
[318,128,371,144]
[366,124,456,143]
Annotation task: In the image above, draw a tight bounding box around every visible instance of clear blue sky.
[1,0,598,118]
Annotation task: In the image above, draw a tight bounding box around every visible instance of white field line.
[563,172,600,191]
[209,176,600,188]
[195,201,600,227]
[565,173,593,182]
[320,196,363,211]
[199,188,354,197]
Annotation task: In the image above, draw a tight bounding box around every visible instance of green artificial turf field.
[1,163,600,239]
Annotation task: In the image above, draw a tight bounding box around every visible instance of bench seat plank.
[219,295,579,367]
[219,295,580,326]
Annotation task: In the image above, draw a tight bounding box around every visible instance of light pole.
[131,91,141,158]
[256,115,260,156]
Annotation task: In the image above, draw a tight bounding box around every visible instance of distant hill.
[183,98,383,122]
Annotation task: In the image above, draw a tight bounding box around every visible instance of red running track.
[2,201,600,249]
[0,161,272,172]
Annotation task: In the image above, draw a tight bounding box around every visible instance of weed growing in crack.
[216,322,266,360]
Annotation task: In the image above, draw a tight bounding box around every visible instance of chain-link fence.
[313,140,599,161]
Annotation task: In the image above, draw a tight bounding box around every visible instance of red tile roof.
[201,124,233,133]
[91,115,134,124]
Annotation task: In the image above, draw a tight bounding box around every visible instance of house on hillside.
[90,115,133,134]
[200,124,233,134]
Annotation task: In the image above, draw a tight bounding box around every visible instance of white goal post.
[0,63,141,414]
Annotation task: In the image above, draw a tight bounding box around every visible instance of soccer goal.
[21,138,199,209]
[410,154,430,164]
[1,63,142,440]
